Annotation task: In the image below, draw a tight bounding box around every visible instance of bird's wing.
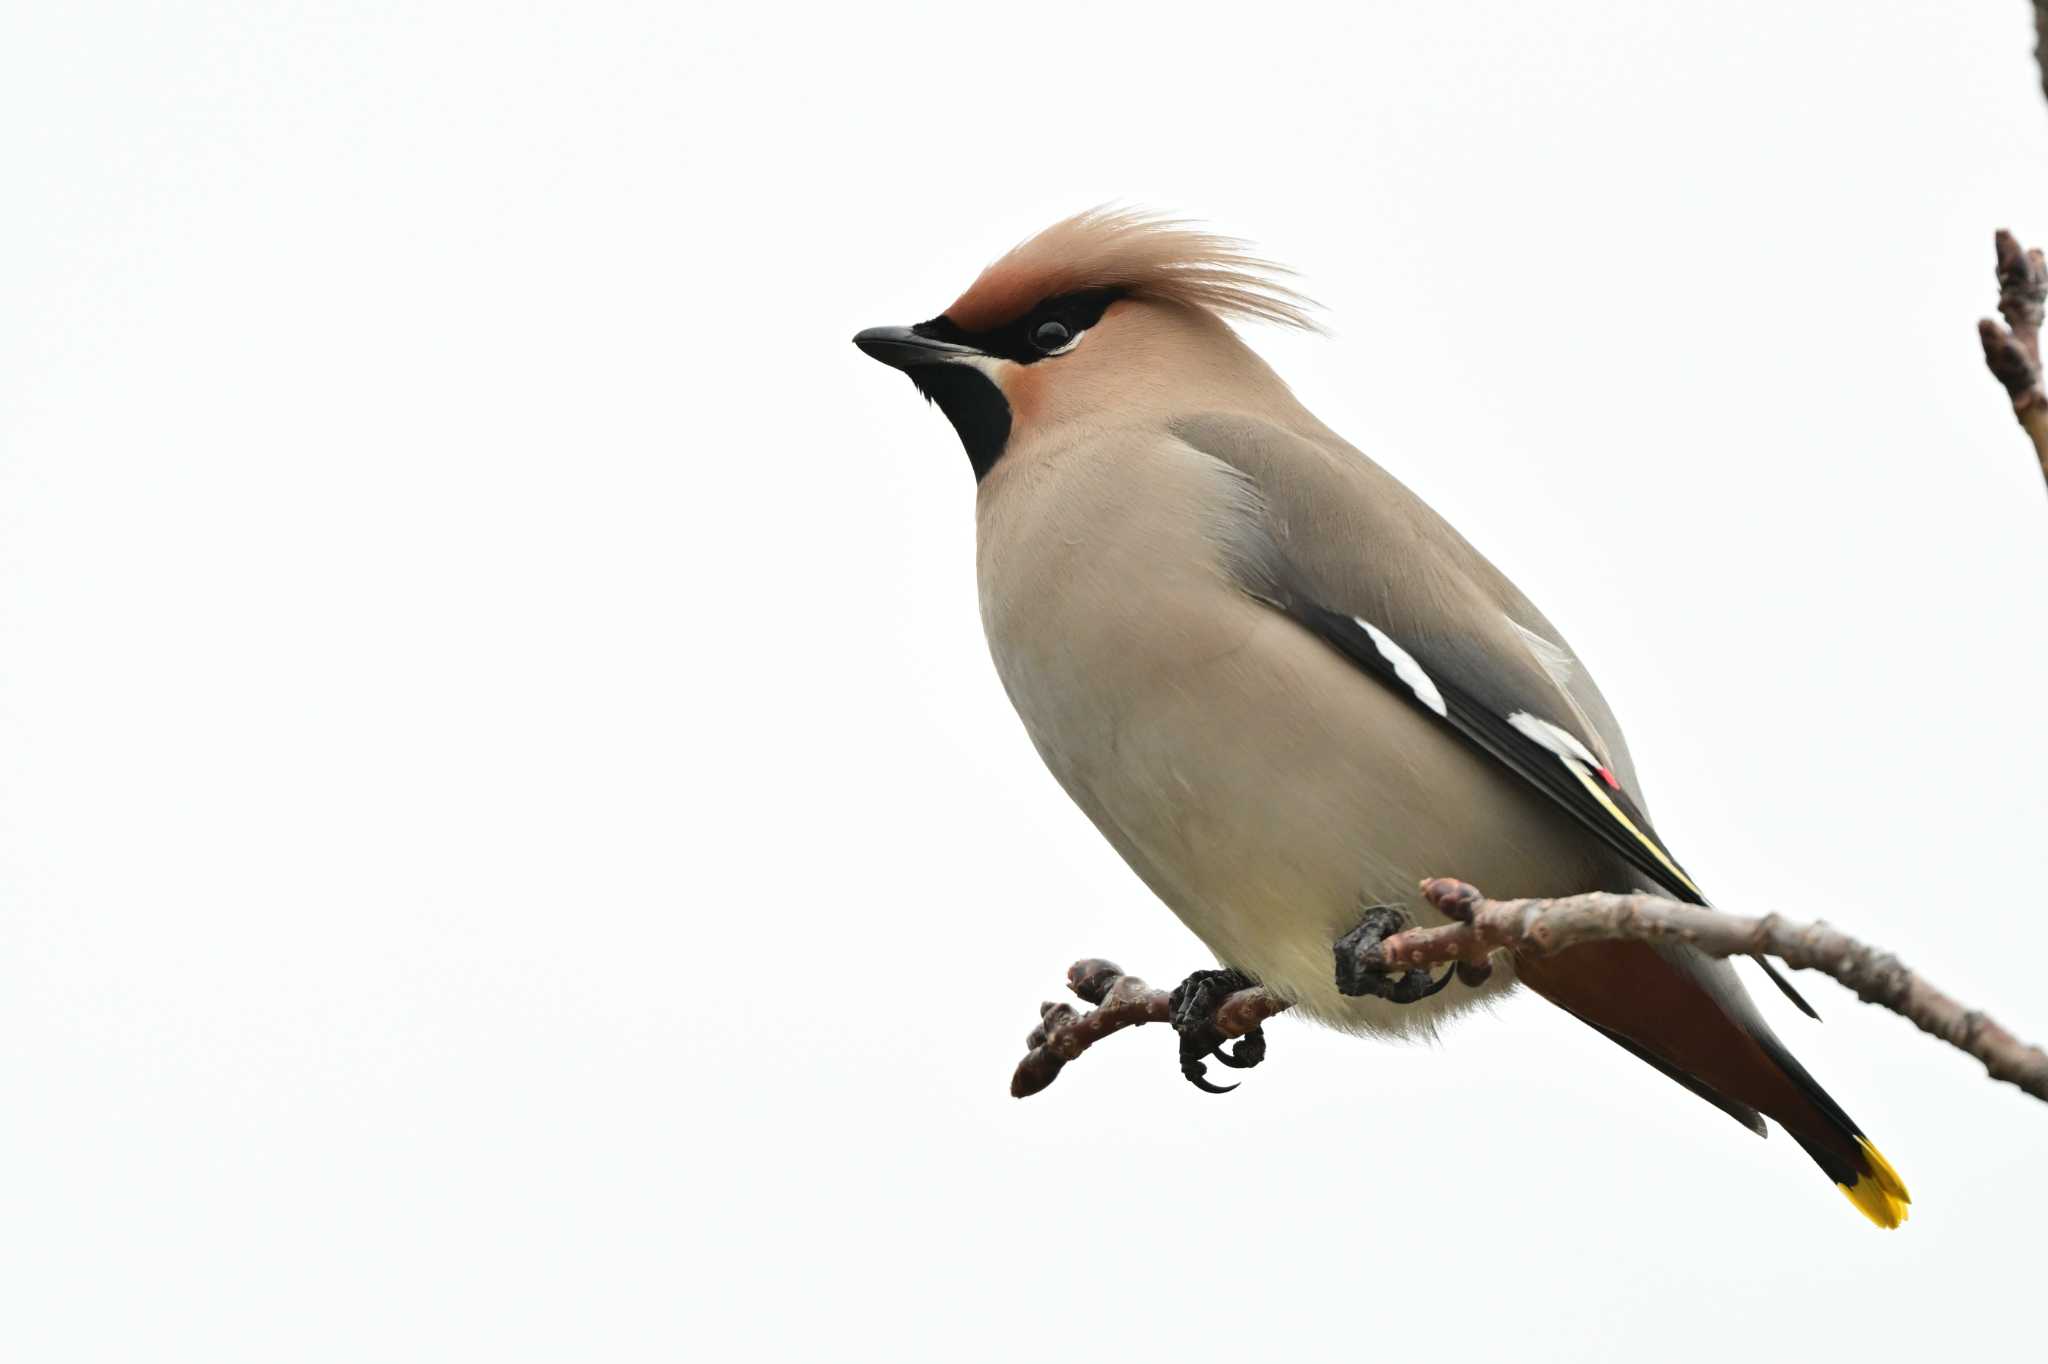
[1165,419,1907,1217]
[1174,412,1703,899]
[1173,412,1817,1021]
[1290,597,1710,904]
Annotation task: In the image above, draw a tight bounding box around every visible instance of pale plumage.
[854,210,1909,1228]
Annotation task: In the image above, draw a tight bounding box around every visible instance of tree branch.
[1978,229,2048,489]
[2036,0,2048,107]
[1013,880,2048,1105]
[1010,958,1291,1098]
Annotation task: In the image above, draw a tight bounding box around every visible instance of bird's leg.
[1167,968,1267,1094]
[1334,904,1456,1002]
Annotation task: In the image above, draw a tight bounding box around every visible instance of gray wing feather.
[1172,412,1641,794]
[1174,413,1820,1021]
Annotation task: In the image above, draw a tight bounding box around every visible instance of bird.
[852,207,1910,1228]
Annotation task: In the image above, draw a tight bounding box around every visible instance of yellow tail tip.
[1837,1137,1912,1229]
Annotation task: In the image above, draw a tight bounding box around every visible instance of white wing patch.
[1507,711,1601,768]
[1355,618,1447,716]
[1507,615,1610,768]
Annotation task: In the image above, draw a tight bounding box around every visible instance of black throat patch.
[905,363,1010,482]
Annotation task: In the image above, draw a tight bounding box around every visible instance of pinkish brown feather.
[945,206,1321,334]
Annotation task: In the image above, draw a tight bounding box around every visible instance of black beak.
[852,325,982,370]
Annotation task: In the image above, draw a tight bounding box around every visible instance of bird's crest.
[945,207,1322,334]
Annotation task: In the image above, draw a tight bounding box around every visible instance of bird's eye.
[1030,319,1074,353]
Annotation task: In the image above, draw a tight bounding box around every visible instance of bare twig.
[1011,959,1290,1098]
[1978,229,2048,488]
[1015,881,2048,1104]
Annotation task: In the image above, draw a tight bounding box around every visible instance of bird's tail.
[1759,1033,1911,1229]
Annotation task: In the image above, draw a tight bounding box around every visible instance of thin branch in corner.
[2037,0,2048,107]
[1014,883,2048,1105]
[1978,228,2048,489]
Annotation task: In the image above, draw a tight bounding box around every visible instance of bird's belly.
[1006,603,1617,1039]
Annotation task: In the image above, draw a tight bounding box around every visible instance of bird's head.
[854,208,1319,481]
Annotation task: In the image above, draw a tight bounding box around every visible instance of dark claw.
[1378,964,1457,1002]
[1168,968,1262,1094]
[1334,904,1457,1002]
[1181,1054,1238,1094]
[1211,1026,1266,1068]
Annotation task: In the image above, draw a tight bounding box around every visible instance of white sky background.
[3,2,2046,1359]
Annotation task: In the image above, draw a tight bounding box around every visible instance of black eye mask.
[910,288,1124,365]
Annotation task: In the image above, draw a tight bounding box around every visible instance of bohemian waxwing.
[853,208,1909,1228]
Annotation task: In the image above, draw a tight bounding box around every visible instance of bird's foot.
[1334,905,1455,1003]
[1167,968,1267,1094]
